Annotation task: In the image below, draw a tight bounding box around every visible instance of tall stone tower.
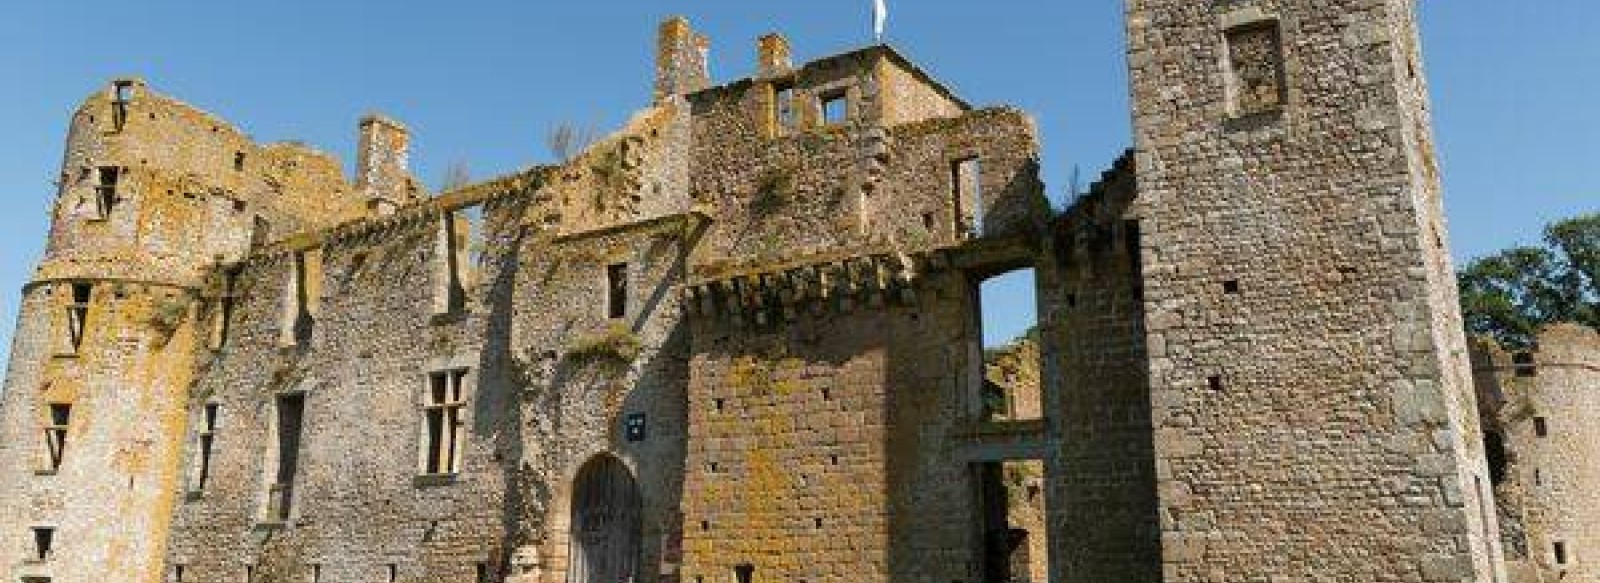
[0,79,365,583]
[1124,1,1505,581]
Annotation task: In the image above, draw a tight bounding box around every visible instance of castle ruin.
[2,3,1593,583]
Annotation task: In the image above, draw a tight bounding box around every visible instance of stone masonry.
[0,6,1584,583]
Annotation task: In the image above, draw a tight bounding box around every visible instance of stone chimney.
[758,33,793,78]
[655,16,711,102]
[355,114,418,215]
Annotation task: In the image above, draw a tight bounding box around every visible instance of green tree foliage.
[1458,212,1599,347]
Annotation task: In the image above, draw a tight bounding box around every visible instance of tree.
[1458,212,1599,347]
[546,122,596,163]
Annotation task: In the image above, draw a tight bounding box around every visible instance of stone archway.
[567,454,642,583]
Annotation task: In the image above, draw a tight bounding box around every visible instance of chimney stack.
[655,17,712,102]
[758,33,793,78]
[355,114,419,215]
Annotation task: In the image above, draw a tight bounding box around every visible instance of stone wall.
[1124,0,1501,581]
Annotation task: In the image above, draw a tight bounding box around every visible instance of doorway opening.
[975,460,1049,583]
[567,454,642,583]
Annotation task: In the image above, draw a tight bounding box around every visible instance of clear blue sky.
[0,2,1594,363]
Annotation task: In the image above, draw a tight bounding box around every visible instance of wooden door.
[568,454,643,583]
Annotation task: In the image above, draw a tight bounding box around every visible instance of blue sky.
[0,2,1595,362]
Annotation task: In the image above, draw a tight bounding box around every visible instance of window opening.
[93,167,121,218]
[437,212,469,315]
[607,263,629,320]
[821,91,849,125]
[1554,541,1568,565]
[112,81,132,131]
[1534,417,1549,438]
[423,370,468,475]
[952,158,983,238]
[32,526,54,561]
[45,404,71,472]
[268,393,305,522]
[773,81,797,131]
[233,152,246,172]
[194,403,220,491]
[976,269,1041,422]
[734,564,755,583]
[64,283,92,354]
[1513,352,1537,377]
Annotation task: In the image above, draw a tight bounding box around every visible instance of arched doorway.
[568,454,642,583]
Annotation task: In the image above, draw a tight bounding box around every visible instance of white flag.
[874,0,888,42]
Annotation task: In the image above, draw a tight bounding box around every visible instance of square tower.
[1124,1,1503,581]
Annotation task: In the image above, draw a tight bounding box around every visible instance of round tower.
[1475,324,1600,582]
[0,78,360,583]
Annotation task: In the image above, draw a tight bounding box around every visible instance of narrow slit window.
[193,403,220,491]
[1225,21,1288,118]
[422,370,468,475]
[607,263,629,320]
[44,404,71,471]
[1534,417,1549,438]
[952,157,983,238]
[93,167,121,218]
[32,526,54,561]
[734,564,755,583]
[268,393,305,522]
[233,152,246,172]
[1554,541,1569,565]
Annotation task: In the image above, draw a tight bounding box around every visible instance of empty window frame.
[1534,417,1549,438]
[1554,541,1569,565]
[772,81,797,132]
[435,212,469,316]
[281,251,317,347]
[31,526,55,562]
[422,369,468,475]
[1224,20,1288,118]
[191,403,220,491]
[66,283,92,353]
[951,157,983,238]
[607,263,629,320]
[974,268,1042,423]
[93,167,121,218]
[44,404,71,472]
[821,90,849,125]
[111,81,133,131]
[266,393,305,522]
